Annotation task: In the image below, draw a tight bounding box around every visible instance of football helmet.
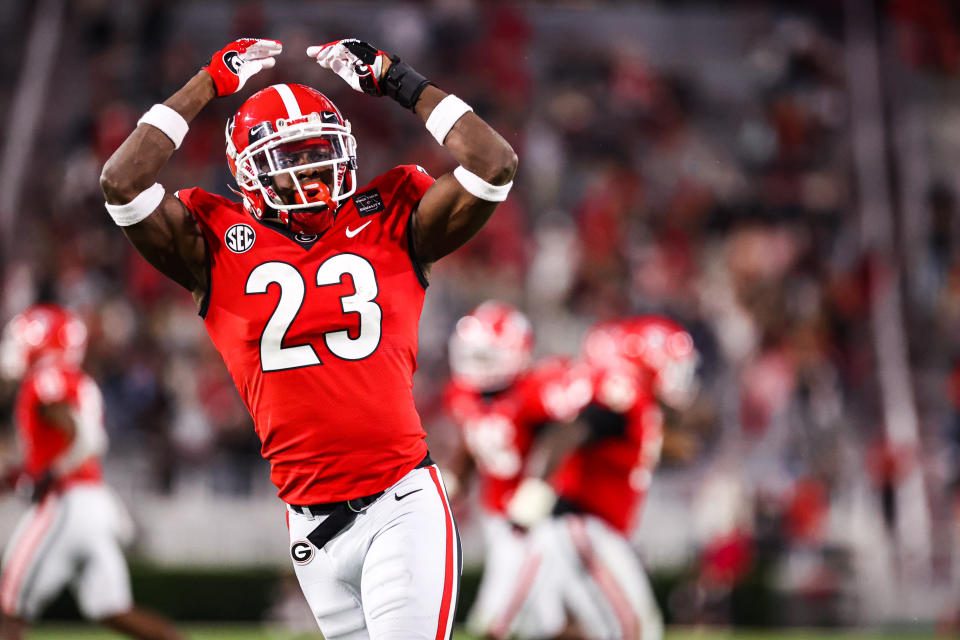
[0,305,88,380]
[449,301,534,392]
[582,315,698,409]
[226,83,358,233]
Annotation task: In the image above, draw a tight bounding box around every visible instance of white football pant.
[286,463,461,640]
[499,513,663,640]
[466,513,564,639]
[0,484,134,620]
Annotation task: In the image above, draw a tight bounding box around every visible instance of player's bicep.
[121,193,209,301]
[412,173,499,264]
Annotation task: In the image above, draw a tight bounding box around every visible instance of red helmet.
[582,315,698,409]
[226,83,358,234]
[449,301,534,392]
[0,304,88,380]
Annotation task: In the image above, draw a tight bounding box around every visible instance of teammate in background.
[443,301,590,639]
[99,36,517,638]
[0,305,182,640]
[503,315,699,640]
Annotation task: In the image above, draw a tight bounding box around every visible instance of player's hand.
[307,39,391,97]
[506,477,557,529]
[203,38,282,97]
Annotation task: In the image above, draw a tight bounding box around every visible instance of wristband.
[137,104,189,149]
[105,183,165,226]
[425,95,473,145]
[453,166,513,202]
[382,56,432,111]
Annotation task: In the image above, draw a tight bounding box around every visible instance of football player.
[443,301,590,639]
[99,37,517,639]
[502,316,699,640]
[0,305,182,640]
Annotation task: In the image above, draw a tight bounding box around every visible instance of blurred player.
[444,301,590,638]
[100,36,517,638]
[0,305,182,640]
[503,315,699,640]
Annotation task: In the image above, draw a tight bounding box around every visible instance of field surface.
[23,626,939,639]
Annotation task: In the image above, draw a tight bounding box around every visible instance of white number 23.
[245,253,382,371]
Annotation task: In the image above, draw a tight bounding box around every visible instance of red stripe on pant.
[428,466,456,640]
[0,497,58,615]
[490,548,542,639]
[568,516,639,640]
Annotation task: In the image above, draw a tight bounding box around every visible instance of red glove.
[203,38,282,97]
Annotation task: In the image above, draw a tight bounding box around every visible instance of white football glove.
[506,477,557,529]
[307,39,388,96]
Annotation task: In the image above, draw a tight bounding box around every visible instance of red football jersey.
[15,363,103,487]
[551,363,663,534]
[178,165,433,504]
[444,357,588,514]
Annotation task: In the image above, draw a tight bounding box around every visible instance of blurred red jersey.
[15,363,103,487]
[444,357,588,514]
[552,363,663,534]
[178,165,433,504]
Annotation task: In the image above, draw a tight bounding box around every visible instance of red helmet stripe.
[271,84,303,119]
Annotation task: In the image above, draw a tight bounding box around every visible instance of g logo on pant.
[291,540,314,565]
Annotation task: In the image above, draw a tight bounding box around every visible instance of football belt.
[294,453,434,550]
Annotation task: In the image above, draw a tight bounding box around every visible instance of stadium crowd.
[2,0,960,627]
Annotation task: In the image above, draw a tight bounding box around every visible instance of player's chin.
[289,206,336,235]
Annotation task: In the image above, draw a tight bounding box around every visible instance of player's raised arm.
[307,39,518,267]
[99,38,281,303]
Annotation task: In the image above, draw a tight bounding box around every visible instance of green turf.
[23,626,939,640]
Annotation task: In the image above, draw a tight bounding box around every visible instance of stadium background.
[2,0,960,636]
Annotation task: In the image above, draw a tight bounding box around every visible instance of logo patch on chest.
[225,223,256,253]
[353,189,385,217]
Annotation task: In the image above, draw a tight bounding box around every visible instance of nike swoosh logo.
[395,489,423,501]
[345,220,372,238]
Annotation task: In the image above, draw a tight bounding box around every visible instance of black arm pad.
[382,56,433,111]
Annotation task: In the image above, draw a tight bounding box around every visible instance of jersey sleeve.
[30,366,71,406]
[370,165,436,288]
[400,165,435,205]
[593,366,661,445]
[174,186,231,254]
[526,359,593,423]
[370,165,434,219]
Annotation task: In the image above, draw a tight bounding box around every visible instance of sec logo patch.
[291,540,314,565]
[225,224,256,253]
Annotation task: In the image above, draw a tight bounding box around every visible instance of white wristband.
[453,166,513,202]
[137,104,189,149]
[425,95,472,145]
[105,183,165,226]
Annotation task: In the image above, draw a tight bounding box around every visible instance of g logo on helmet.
[225,223,256,253]
[222,50,243,75]
[291,540,313,565]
